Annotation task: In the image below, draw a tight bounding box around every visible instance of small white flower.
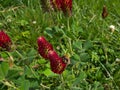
[7,19,12,22]
[32,21,37,24]
[6,15,12,22]
[109,25,115,32]
[56,46,60,50]
[61,24,65,29]
[116,58,120,63]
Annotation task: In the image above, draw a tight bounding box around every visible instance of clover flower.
[48,50,67,74]
[61,0,72,15]
[50,0,72,15]
[37,36,69,74]
[0,30,12,50]
[37,36,53,59]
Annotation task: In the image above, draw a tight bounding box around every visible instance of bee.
[62,55,70,65]
[102,5,108,19]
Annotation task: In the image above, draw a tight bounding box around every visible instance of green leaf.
[44,27,53,38]
[0,52,8,58]
[17,20,28,26]
[38,58,47,64]
[62,70,69,76]
[24,66,34,78]
[73,54,80,61]
[79,71,87,80]
[0,62,9,81]
[6,68,23,80]
[73,40,82,49]
[74,71,87,86]
[21,31,30,38]
[80,53,90,62]
[93,81,104,90]
[43,69,57,77]
[19,80,30,90]
[83,40,93,50]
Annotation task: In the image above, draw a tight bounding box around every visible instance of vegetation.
[0,0,120,90]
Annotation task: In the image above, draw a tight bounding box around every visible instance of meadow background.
[0,0,120,90]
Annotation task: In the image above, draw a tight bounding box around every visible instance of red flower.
[37,36,69,74]
[0,30,12,50]
[50,0,62,10]
[37,36,53,59]
[50,0,72,15]
[102,5,108,19]
[61,0,72,15]
[48,50,67,74]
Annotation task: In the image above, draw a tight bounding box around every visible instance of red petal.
[0,30,12,50]
[50,0,72,16]
[48,50,67,74]
[61,0,72,15]
[37,36,53,59]
[50,0,62,10]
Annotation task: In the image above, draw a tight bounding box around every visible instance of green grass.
[0,0,120,90]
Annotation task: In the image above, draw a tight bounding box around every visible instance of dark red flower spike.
[50,0,62,10]
[102,5,108,19]
[50,0,72,16]
[37,36,53,59]
[0,30,12,51]
[48,50,67,74]
[37,36,70,74]
[61,0,72,16]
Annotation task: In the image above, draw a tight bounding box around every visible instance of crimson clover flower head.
[0,30,12,50]
[50,0,62,10]
[48,50,67,74]
[61,0,72,15]
[37,36,53,59]
[50,0,72,16]
[37,36,69,74]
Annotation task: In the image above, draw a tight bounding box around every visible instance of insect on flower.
[102,5,108,19]
[62,55,70,65]
[37,36,70,74]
